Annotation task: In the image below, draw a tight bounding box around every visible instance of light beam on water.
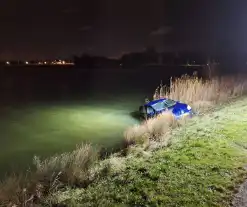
[0,100,139,176]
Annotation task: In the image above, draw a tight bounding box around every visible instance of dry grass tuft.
[34,143,98,186]
[124,112,177,149]
[0,144,99,206]
[154,74,247,112]
[0,173,41,207]
[0,173,27,206]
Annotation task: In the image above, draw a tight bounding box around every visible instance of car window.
[164,99,176,108]
[146,106,155,114]
[152,102,165,111]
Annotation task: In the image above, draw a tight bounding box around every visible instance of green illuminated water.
[0,69,163,175]
[0,100,140,175]
[0,67,198,175]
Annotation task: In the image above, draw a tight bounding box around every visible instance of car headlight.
[187,105,191,110]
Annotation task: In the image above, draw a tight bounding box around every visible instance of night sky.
[0,0,247,60]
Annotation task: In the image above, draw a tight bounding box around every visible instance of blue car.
[139,98,193,119]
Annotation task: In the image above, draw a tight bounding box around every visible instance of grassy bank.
[44,97,247,206]
[1,74,247,206]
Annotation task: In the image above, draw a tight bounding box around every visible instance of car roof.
[144,98,168,107]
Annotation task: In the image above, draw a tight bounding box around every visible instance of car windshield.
[152,102,165,111]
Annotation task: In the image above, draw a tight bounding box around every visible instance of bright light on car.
[187,105,191,110]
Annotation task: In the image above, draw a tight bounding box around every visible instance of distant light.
[62,61,65,64]
[25,61,29,64]
[6,61,10,65]
[44,61,47,64]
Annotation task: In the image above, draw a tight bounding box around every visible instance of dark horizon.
[1,0,247,60]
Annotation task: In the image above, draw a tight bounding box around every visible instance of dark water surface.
[0,66,200,175]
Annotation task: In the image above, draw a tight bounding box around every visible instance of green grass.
[45,98,247,207]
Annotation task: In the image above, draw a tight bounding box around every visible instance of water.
[0,102,139,175]
[0,66,200,175]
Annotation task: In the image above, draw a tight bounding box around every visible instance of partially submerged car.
[139,98,193,119]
